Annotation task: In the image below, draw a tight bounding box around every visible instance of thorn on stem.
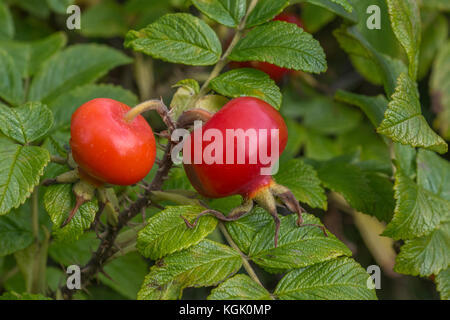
[181,215,194,228]
[61,195,86,228]
[100,268,115,282]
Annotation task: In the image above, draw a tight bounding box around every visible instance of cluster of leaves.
[332,0,450,300]
[0,0,140,297]
[0,0,449,301]
[123,0,380,300]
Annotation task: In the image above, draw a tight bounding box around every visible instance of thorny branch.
[61,127,174,300]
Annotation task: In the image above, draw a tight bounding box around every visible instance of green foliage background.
[0,0,448,300]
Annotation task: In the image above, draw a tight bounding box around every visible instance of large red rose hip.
[70,98,156,186]
[181,97,326,247]
[183,97,287,198]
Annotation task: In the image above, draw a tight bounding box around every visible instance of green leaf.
[0,32,67,78]
[163,167,197,191]
[430,41,450,140]
[208,274,271,300]
[436,268,450,300]
[386,0,421,80]
[352,0,405,61]
[0,1,14,39]
[394,222,450,276]
[417,150,450,201]
[393,142,416,179]
[169,85,198,121]
[248,214,351,272]
[124,0,173,29]
[125,13,222,66]
[137,240,242,300]
[383,170,450,240]
[44,184,98,242]
[299,97,362,135]
[100,252,149,300]
[335,90,388,127]
[173,79,200,94]
[274,257,377,300]
[48,232,99,266]
[225,207,273,254]
[333,25,407,97]
[48,84,138,129]
[418,13,448,80]
[137,205,217,260]
[301,3,336,33]
[312,156,394,221]
[419,0,450,11]
[0,102,53,144]
[293,0,356,22]
[46,0,74,14]
[246,0,289,28]
[378,73,448,154]
[171,78,223,119]
[0,50,24,106]
[0,206,33,256]
[229,21,327,74]
[364,172,396,222]
[279,119,305,162]
[337,124,393,175]
[46,267,65,293]
[319,0,353,12]
[207,197,243,215]
[0,140,50,215]
[303,128,340,160]
[0,292,51,300]
[275,159,327,210]
[196,94,229,113]
[29,44,132,103]
[210,68,282,109]
[12,0,50,19]
[80,0,128,38]
[42,130,70,159]
[191,0,246,28]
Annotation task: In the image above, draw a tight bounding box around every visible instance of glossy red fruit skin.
[230,13,304,82]
[70,98,156,186]
[183,97,288,198]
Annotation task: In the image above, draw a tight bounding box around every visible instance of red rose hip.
[70,98,156,186]
[183,97,287,198]
[181,97,326,247]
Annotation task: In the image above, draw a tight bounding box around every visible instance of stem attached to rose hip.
[176,108,213,128]
[124,99,174,131]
